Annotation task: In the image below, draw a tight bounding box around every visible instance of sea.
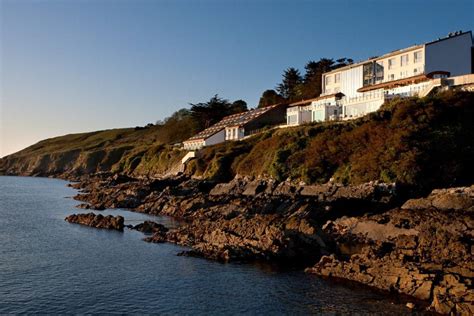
[0,176,413,314]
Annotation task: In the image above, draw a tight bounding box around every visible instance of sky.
[0,0,473,157]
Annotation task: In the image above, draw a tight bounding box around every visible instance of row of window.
[388,50,423,69]
[325,50,423,86]
[386,67,423,81]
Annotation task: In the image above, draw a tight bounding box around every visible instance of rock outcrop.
[66,174,474,314]
[306,186,474,315]
[72,175,399,263]
[65,213,124,231]
[129,221,170,243]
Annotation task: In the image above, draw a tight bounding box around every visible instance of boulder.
[65,213,124,231]
[130,221,169,234]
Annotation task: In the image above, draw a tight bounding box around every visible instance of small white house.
[183,128,225,151]
[286,105,312,126]
[286,93,343,125]
[183,103,288,150]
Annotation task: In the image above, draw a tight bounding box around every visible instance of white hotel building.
[287,31,474,125]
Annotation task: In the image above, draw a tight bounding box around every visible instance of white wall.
[183,140,205,151]
[425,32,472,76]
[286,106,311,126]
[205,129,226,146]
[344,98,385,118]
[340,65,364,98]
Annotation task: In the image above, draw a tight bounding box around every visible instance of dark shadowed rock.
[65,213,124,231]
[130,221,169,234]
[68,173,473,314]
[306,186,474,315]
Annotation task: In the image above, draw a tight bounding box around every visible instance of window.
[375,61,384,82]
[388,58,395,69]
[414,51,422,63]
[313,109,324,122]
[287,115,297,125]
[325,75,332,85]
[363,62,375,86]
[334,73,340,83]
[400,54,409,66]
[389,74,395,80]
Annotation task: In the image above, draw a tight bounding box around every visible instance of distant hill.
[0,125,185,178]
[1,90,473,194]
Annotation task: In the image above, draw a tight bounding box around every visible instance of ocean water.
[0,176,412,314]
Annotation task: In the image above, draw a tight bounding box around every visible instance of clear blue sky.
[1,0,473,157]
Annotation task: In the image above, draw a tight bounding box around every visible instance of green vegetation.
[187,91,474,193]
[1,86,472,195]
[259,58,353,105]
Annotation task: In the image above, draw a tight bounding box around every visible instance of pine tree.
[276,67,303,101]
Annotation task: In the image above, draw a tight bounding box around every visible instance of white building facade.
[287,31,473,125]
[322,31,473,119]
[183,129,226,151]
[286,94,343,126]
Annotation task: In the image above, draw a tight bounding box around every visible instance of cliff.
[1,90,473,194]
[0,126,186,179]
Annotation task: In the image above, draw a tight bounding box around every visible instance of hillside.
[188,90,474,193]
[1,90,473,193]
[0,125,186,178]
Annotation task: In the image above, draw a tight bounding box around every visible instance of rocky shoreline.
[66,173,473,315]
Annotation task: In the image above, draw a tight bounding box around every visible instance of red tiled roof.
[184,103,286,142]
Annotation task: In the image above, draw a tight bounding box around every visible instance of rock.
[272,181,299,196]
[402,186,474,212]
[401,198,432,210]
[242,180,266,196]
[143,231,168,243]
[209,179,245,196]
[130,221,169,234]
[65,213,124,231]
[307,187,474,315]
[300,185,330,197]
[432,194,472,211]
[67,173,474,314]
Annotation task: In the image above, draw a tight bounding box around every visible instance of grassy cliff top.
[1,90,473,194]
[9,126,161,158]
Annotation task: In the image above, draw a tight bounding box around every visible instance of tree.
[189,95,248,131]
[155,108,196,143]
[230,99,248,113]
[258,90,285,108]
[276,67,303,101]
[300,58,354,99]
[300,58,335,99]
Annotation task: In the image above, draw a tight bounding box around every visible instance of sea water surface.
[0,176,412,314]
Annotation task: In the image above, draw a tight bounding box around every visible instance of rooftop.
[288,93,343,107]
[185,103,286,141]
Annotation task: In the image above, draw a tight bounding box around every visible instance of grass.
[1,90,473,194]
